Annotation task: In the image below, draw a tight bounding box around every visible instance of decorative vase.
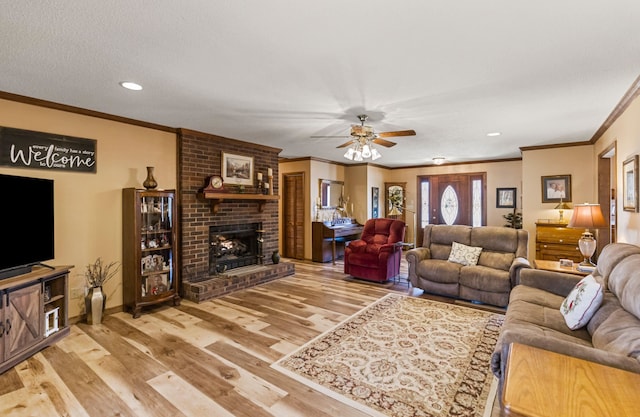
[143,166,158,189]
[85,286,106,325]
[271,250,281,264]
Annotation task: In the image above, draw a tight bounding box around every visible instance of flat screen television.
[0,173,54,279]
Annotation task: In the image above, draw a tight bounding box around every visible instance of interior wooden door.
[283,172,305,259]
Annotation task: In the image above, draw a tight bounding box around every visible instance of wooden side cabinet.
[0,266,71,375]
[535,222,584,263]
[122,188,180,318]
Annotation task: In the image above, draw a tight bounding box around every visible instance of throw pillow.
[448,241,483,266]
[560,275,604,330]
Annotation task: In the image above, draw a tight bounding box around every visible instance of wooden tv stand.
[0,265,72,374]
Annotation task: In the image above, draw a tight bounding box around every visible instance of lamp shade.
[388,205,402,216]
[568,203,607,229]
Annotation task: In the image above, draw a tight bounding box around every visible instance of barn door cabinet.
[0,266,71,375]
[122,188,180,318]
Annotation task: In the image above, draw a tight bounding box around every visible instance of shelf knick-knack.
[143,166,158,189]
[271,250,281,264]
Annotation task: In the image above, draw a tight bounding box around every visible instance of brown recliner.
[344,218,406,282]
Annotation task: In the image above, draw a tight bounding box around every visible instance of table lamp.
[388,205,402,219]
[554,199,571,223]
[568,203,607,266]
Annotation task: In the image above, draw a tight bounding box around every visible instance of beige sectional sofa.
[491,242,640,394]
[406,225,530,307]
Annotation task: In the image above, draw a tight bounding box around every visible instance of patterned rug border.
[271,293,501,417]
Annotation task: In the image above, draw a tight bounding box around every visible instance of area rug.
[272,293,503,417]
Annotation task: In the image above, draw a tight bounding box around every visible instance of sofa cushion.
[508,285,592,343]
[459,266,511,293]
[607,254,640,320]
[590,301,640,360]
[429,225,472,246]
[416,259,460,284]
[471,226,519,253]
[448,241,482,266]
[560,275,604,330]
[477,250,515,271]
[594,243,640,289]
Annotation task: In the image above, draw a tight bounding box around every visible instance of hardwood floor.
[0,258,501,417]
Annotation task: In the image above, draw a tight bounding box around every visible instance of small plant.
[503,211,523,229]
[85,257,120,288]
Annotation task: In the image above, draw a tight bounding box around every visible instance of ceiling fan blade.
[336,139,356,148]
[372,138,397,148]
[377,129,416,138]
[310,135,351,138]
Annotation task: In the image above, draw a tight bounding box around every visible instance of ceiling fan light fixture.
[351,124,374,138]
[354,150,363,161]
[344,147,355,160]
[371,148,382,160]
[361,143,372,158]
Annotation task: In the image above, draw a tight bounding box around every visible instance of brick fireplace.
[178,129,294,302]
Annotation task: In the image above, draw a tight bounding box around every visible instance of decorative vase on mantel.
[143,166,158,189]
[85,286,106,325]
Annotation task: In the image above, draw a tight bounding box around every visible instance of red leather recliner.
[344,218,406,282]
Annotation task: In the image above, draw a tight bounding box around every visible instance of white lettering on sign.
[10,144,96,169]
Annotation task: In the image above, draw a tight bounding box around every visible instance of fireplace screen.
[209,223,261,274]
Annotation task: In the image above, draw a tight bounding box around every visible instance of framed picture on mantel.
[221,152,254,186]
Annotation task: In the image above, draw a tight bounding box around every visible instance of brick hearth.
[182,263,295,303]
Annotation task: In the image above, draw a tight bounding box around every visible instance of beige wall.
[594,95,640,245]
[0,99,177,318]
[388,160,523,245]
[521,145,595,260]
[280,158,523,259]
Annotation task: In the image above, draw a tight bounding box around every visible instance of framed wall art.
[221,152,254,186]
[541,175,572,203]
[371,187,379,218]
[623,155,639,212]
[496,187,516,208]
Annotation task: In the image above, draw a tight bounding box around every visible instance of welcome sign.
[0,126,97,172]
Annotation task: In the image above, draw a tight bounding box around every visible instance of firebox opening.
[209,223,261,274]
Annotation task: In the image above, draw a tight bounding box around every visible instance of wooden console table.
[534,259,590,276]
[502,343,640,417]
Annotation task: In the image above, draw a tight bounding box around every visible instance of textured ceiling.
[1,1,639,167]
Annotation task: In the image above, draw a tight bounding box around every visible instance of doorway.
[283,172,305,259]
[598,142,617,256]
[417,173,486,244]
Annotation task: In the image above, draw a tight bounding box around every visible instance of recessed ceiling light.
[119,81,143,91]
[433,157,445,165]
[487,132,501,137]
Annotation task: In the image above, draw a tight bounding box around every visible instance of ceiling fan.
[311,114,416,149]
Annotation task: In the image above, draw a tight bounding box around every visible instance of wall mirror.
[385,182,406,222]
[319,179,344,208]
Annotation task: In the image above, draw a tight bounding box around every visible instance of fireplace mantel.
[199,191,279,214]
